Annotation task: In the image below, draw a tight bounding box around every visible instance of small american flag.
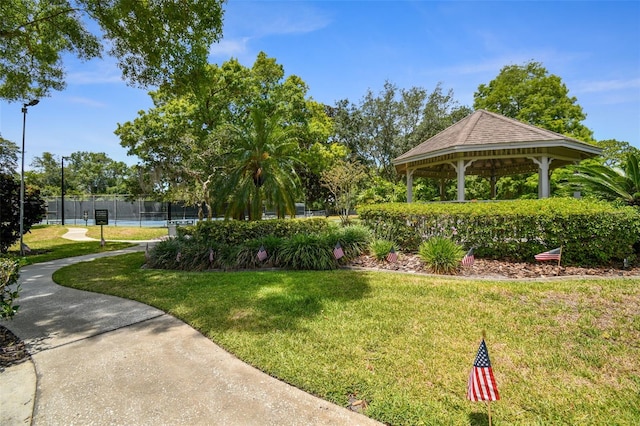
[333,242,344,260]
[462,248,474,267]
[467,339,500,402]
[176,251,181,262]
[21,243,32,253]
[386,246,398,263]
[257,245,268,261]
[535,247,561,262]
[209,248,214,263]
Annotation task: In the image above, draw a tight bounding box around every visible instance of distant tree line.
[2,59,638,224]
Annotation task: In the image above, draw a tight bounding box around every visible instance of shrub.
[326,225,372,262]
[278,233,337,270]
[359,199,640,266]
[184,218,331,245]
[370,239,396,261]
[418,237,464,274]
[0,258,21,319]
[236,236,283,269]
[147,221,372,271]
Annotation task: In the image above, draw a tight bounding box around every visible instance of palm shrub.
[370,239,396,261]
[418,237,464,274]
[567,152,640,206]
[279,233,336,270]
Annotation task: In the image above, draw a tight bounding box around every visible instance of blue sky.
[1,0,638,170]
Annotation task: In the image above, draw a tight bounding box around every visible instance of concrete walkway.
[1,239,381,425]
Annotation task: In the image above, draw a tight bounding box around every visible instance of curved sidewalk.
[1,246,381,425]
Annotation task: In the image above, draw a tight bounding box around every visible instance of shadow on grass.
[469,411,490,426]
[169,270,373,335]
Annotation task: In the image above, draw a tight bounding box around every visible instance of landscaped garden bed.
[349,253,640,279]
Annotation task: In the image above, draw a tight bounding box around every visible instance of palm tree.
[568,153,640,206]
[220,108,302,220]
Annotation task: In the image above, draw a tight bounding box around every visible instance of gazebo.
[392,109,602,202]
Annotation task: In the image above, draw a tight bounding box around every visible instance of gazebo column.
[406,169,415,203]
[451,159,475,201]
[490,175,497,199]
[529,156,553,198]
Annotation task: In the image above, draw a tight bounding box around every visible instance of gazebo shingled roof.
[392,109,602,201]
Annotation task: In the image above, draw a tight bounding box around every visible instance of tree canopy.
[117,53,323,219]
[332,81,471,181]
[0,0,225,101]
[0,137,19,174]
[473,61,593,142]
[27,151,128,196]
[0,172,46,253]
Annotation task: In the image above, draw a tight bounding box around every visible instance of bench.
[167,219,195,237]
[167,219,194,226]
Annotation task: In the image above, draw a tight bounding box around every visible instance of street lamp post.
[20,99,39,256]
[61,156,70,225]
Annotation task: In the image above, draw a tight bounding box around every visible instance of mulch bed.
[0,326,30,370]
[2,255,638,369]
[350,254,640,279]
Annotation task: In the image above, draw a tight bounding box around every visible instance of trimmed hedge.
[179,218,331,245]
[358,199,640,266]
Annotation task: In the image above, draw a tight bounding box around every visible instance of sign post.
[95,209,109,246]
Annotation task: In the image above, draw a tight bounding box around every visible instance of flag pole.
[557,245,563,268]
[482,329,492,426]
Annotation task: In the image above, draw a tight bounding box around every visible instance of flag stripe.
[386,247,397,263]
[257,246,268,261]
[461,248,474,266]
[467,339,500,402]
[535,247,561,261]
[468,367,499,401]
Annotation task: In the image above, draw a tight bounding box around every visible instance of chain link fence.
[42,195,200,227]
[42,195,315,227]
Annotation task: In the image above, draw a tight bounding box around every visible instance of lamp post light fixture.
[61,156,70,225]
[19,99,39,256]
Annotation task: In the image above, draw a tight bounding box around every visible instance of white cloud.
[66,97,107,108]
[210,1,331,60]
[209,37,252,58]
[226,1,331,37]
[67,59,123,85]
[574,78,640,94]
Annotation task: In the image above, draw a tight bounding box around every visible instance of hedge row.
[147,222,370,271]
[358,199,640,266]
[179,218,331,244]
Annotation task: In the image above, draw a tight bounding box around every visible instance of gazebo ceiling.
[393,110,602,179]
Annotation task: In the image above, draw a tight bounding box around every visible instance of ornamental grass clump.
[278,233,337,270]
[370,239,396,261]
[328,225,372,261]
[418,237,464,274]
[235,236,283,269]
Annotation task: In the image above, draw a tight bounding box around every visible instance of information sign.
[95,209,109,225]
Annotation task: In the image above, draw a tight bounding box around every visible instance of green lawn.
[6,225,137,264]
[83,225,167,241]
[53,252,640,425]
